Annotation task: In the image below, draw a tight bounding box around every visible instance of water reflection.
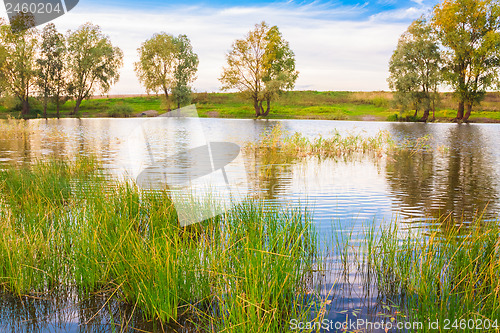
[0,289,200,333]
[386,124,499,223]
[1,118,499,331]
[0,119,498,223]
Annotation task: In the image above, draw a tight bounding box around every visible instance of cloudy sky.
[1,0,440,94]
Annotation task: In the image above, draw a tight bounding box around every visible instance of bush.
[107,103,134,117]
[387,113,399,121]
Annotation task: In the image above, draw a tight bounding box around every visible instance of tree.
[135,33,198,108]
[171,35,199,109]
[0,14,39,116]
[66,23,123,115]
[432,0,500,122]
[388,19,442,121]
[220,22,298,117]
[36,23,66,118]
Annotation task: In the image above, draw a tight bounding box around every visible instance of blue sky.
[2,0,440,94]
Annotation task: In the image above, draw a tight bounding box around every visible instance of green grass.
[0,157,321,331]
[335,217,500,332]
[2,90,499,122]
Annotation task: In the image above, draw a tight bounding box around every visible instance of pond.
[0,117,499,332]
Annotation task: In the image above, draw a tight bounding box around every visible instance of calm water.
[0,118,499,332]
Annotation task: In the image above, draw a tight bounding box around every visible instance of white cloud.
[369,1,432,22]
[0,2,410,94]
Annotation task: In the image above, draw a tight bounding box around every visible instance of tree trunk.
[73,99,82,115]
[177,102,180,110]
[254,99,261,117]
[421,108,430,122]
[43,97,48,119]
[261,99,271,117]
[455,101,464,121]
[56,98,60,119]
[21,99,30,117]
[463,102,472,122]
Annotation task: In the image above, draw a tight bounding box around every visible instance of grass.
[245,123,435,165]
[1,90,499,122]
[333,217,500,332]
[247,124,395,159]
[0,157,322,331]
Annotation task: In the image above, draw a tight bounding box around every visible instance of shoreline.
[1,91,499,123]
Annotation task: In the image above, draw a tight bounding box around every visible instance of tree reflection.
[386,124,499,222]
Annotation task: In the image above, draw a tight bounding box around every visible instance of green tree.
[135,33,198,108]
[36,23,66,118]
[171,35,198,109]
[220,22,298,117]
[388,19,442,121]
[0,14,39,116]
[66,23,123,115]
[432,0,500,121]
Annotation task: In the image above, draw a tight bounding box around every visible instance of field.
[1,91,500,122]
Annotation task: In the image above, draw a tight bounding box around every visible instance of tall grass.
[247,124,396,159]
[0,158,320,331]
[371,219,500,329]
[334,217,500,331]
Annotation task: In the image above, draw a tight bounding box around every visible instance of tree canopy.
[432,0,500,121]
[0,14,39,116]
[37,23,66,118]
[220,22,298,117]
[66,23,123,115]
[135,33,198,108]
[388,19,442,121]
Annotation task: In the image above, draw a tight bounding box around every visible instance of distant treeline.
[0,15,296,119]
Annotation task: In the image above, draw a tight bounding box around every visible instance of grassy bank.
[0,158,321,331]
[1,91,499,122]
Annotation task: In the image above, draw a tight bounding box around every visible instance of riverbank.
[1,91,500,122]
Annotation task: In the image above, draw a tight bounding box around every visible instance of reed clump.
[371,219,500,329]
[248,124,395,159]
[0,158,320,331]
[248,125,442,163]
[336,217,500,331]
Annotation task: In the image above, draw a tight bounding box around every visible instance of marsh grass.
[246,125,443,163]
[0,158,321,331]
[334,217,500,331]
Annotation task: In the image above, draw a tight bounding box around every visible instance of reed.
[251,124,394,158]
[371,218,500,329]
[334,217,500,331]
[0,158,321,331]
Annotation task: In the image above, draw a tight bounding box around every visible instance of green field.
[1,90,500,122]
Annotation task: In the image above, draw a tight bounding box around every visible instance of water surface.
[1,118,499,331]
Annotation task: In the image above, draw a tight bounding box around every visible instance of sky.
[0,0,440,94]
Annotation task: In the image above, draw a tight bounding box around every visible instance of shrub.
[107,103,134,117]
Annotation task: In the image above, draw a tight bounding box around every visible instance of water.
[1,118,499,331]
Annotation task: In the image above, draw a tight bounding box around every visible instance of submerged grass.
[0,158,321,331]
[372,219,500,330]
[246,124,437,162]
[247,124,395,160]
